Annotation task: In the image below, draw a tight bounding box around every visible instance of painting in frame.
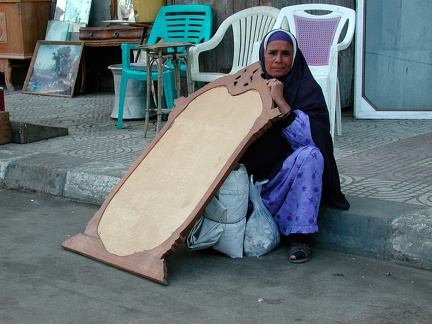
[45,20,71,41]
[55,0,92,24]
[23,41,84,98]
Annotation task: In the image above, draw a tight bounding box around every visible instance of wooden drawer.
[79,26,145,41]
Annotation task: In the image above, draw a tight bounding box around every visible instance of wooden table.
[140,41,194,136]
[78,24,152,94]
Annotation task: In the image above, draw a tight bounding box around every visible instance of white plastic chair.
[274,4,356,138]
[189,6,280,86]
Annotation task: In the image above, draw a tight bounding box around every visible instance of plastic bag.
[186,197,225,250]
[186,164,249,258]
[244,175,280,257]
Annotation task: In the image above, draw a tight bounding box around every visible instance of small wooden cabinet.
[79,26,146,44]
[78,24,151,94]
[0,0,51,90]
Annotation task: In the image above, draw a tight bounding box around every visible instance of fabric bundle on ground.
[186,164,249,258]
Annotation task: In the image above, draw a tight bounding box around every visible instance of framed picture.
[68,22,87,41]
[45,20,71,41]
[55,0,92,24]
[23,41,84,98]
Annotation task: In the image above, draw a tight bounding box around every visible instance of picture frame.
[45,20,71,41]
[23,41,84,98]
[68,22,87,41]
[55,0,92,24]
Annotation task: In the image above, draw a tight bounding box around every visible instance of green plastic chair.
[117,5,213,129]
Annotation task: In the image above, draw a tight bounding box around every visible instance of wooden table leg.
[185,48,193,95]
[172,57,181,99]
[79,47,87,95]
[143,50,152,138]
[156,52,164,134]
[0,59,14,91]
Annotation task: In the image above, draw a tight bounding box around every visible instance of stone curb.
[1,157,431,271]
[1,153,124,205]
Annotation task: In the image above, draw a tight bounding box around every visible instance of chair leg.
[335,81,342,136]
[117,75,128,129]
[328,82,338,140]
[323,86,335,140]
[315,77,335,140]
[162,70,176,109]
[143,76,153,138]
[328,99,335,140]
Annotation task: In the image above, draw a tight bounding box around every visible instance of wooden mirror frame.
[61,62,282,285]
[111,0,117,19]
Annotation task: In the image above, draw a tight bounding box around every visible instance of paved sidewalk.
[1,90,432,270]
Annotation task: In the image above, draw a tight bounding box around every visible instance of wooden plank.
[10,122,68,144]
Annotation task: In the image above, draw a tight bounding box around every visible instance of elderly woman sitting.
[240,29,349,263]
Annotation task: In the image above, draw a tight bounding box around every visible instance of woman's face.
[264,40,294,78]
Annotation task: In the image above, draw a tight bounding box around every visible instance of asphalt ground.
[1,188,432,324]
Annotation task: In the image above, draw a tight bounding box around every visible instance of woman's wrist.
[275,99,291,114]
[279,109,292,120]
[277,102,292,118]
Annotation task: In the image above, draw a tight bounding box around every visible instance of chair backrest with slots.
[147,4,213,52]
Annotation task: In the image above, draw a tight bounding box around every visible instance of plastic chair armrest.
[336,11,356,51]
[189,23,231,77]
[121,43,141,70]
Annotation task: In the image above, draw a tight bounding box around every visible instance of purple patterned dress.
[261,110,324,236]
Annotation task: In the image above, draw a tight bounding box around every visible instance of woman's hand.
[266,78,292,116]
